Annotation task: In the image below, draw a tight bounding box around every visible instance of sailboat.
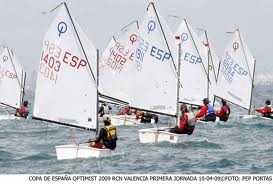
[98,21,143,126]
[0,46,26,120]
[173,19,220,123]
[215,29,256,119]
[174,19,210,107]
[198,29,220,103]
[32,2,112,160]
[131,2,187,143]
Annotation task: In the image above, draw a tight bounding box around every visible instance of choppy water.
[0,84,273,174]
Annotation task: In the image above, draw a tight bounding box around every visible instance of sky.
[0,0,273,84]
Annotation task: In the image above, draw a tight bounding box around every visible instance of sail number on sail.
[182,52,202,64]
[39,40,87,84]
[0,66,17,79]
[221,52,248,83]
[136,36,171,71]
[105,42,134,73]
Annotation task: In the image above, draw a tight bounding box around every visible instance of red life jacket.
[19,107,26,116]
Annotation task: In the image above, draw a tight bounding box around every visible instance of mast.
[96,49,99,135]
[20,71,26,107]
[248,59,256,114]
[176,43,182,123]
[204,30,210,100]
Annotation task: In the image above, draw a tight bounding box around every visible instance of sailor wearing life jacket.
[98,103,112,117]
[15,100,29,118]
[216,99,230,122]
[170,104,197,135]
[195,98,216,122]
[255,100,273,119]
[91,115,118,150]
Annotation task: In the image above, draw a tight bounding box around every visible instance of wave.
[19,153,55,161]
[186,138,223,149]
[0,150,15,161]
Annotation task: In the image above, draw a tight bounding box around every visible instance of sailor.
[255,99,273,119]
[216,99,230,122]
[98,102,112,117]
[15,100,29,118]
[169,104,196,135]
[118,105,131,115]
[90,115,117,150]
[135,111,159,123]
[195,98,216,122]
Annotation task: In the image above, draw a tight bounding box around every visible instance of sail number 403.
[42,40,87,71]
[39,40,88,83]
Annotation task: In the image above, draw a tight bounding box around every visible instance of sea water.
[0,83,272,174]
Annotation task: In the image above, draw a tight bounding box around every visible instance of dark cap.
[23,100,28,106]
[203,98,210,104]
[265,99,271,105]
[180,103,187,111]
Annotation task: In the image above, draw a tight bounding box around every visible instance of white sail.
[129,2,178,116]
[0,47,25,109]
[199,31,220,102]
[216,29,255,110]
[99,21,139,103]
[174,19,209,106]
[33,4,97,130]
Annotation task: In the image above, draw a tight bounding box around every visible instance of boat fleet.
[0,2,261,160]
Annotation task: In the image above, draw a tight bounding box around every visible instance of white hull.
[0,114,21,121]
[55,143,113,160]
[138,127,188,144]
[235,114,273,121]
[99,114,142,126]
